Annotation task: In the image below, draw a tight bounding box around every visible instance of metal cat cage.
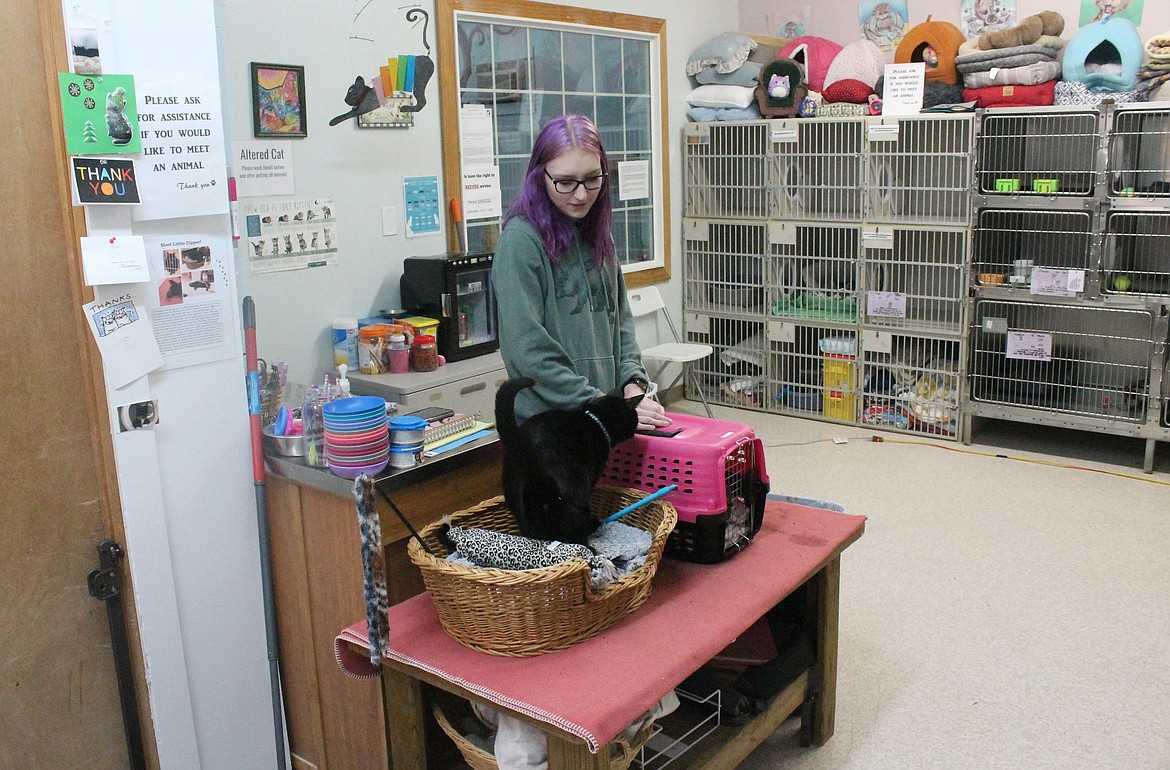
[682,312,768,411]
[860,330,963,438]
[866,114,974,227]
[767,220,861,325]
[860,225,969,335]
[972,208,1097,285]
[682,121,770,220]
[968,299,1156,424]
[975,107,1103,200]
[767,117,865,223]
[1107,104,1170,203]
[765,321,858,423]
[1102,209,1170,299]
[682,218,767,315]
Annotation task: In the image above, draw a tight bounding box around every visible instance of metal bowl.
[263,427,304,457]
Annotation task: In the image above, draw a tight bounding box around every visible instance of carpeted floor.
[670,402,1170,770]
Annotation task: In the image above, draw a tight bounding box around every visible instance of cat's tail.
[493,375,534,447]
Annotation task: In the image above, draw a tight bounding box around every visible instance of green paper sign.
[59,73,141,155]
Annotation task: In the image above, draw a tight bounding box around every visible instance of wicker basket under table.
[408,486,677,657]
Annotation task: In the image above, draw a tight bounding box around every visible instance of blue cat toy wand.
[603,484,678,523]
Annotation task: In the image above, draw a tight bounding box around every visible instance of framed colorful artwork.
[251,62,307,138]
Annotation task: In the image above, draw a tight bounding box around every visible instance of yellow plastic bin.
[822,354,856,421]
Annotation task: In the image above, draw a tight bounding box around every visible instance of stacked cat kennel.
[965,104,1170,472]
[679,115,973,441]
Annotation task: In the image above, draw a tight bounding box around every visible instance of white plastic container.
[332,318,359,368]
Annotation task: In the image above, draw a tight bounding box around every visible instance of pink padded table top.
[336,497,865,752]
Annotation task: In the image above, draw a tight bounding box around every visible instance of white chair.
[627,285,715,418]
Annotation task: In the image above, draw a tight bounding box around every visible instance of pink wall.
[737,0,1170,59]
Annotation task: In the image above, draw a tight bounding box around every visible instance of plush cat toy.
[768,74,791,99]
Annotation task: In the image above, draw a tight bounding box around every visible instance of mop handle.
[602,484,677,523]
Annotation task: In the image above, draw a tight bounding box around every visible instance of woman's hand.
[624,381,670,431]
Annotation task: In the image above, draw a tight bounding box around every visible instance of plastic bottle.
[332,318,359,369]
[301,385,328,468]
[387,333,410,374]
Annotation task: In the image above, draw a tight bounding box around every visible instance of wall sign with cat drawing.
[331,6,436,129]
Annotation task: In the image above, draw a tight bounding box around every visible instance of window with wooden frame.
[436,0,670,285]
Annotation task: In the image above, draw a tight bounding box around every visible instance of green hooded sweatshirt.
[492,217,647,423]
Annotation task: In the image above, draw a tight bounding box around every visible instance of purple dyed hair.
[502,114,615,267]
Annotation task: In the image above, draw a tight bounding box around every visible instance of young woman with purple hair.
[492,113,669,431]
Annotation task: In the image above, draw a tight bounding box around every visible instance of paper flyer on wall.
[83,286,163,389]
[141,233,236,369]
[243,197,338,273]
[132,77,229,221]
[404,175,441,237]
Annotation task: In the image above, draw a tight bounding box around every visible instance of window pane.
[564,94,594,122]
[498,156,528,210]
[596,96,624,153]
[459,21,493,90]
[626,206,653,265]
[530,29,562,91]
[624,39,650,95]
[462,89,492,107]
[612,209,629,265]
[625,96,651,152]
[534,93,565,130]
[564,32,593,92]
[493,25,529,96]
[496,94,533,156]
[594,36,623,93]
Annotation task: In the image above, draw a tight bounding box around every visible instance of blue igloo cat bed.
[1062,15,1144,92]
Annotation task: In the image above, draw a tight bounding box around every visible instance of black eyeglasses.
[544,170,607,194]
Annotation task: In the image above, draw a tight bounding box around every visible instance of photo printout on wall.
[1080,0,1143,27]
[859,0,910,52]
[961,0,1017,38]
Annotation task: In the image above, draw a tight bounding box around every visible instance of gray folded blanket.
[956,43,1058,75]
[963,60,1062,88]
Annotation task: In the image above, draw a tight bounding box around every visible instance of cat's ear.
[625,393,645,408]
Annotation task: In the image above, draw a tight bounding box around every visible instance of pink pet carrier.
[601,412,770,564]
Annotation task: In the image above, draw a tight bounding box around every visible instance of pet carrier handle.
[602,484,677,523]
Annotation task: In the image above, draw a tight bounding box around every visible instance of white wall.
[216,0,734,389]
[92,1,277,768]
[737,0,1170,59]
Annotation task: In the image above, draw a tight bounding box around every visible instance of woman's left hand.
[624,382,670,431]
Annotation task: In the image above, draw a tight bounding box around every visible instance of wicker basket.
[432,703,651,770]
[407,486,677,656]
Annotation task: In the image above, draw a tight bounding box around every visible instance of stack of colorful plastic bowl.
[322,396,389,479]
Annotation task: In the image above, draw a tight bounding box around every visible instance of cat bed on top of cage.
[777,35,842,93]
[895,15,966,85]
[1055,79,1148,106]
[1063,15,1145,92]
[754,58,808,118]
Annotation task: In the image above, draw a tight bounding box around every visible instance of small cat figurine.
[768,74,791,99]
[495,376,642,545]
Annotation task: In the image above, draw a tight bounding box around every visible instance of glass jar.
[410,334,439,372]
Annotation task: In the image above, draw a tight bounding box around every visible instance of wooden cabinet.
[265,441,503,770]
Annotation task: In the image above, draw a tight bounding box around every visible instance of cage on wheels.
[601,412,770,564]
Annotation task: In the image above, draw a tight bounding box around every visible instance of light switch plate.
[382,206,398,236]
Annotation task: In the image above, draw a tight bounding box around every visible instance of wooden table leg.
[810,556,841,746]
[547,732,613,770]
[381,666,426,770]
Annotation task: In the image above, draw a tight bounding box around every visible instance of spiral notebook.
[423,413,479,444]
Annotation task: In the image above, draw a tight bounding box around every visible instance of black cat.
[495,376,641,545]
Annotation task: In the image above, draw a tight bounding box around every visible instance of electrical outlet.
[382,206,398,236]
